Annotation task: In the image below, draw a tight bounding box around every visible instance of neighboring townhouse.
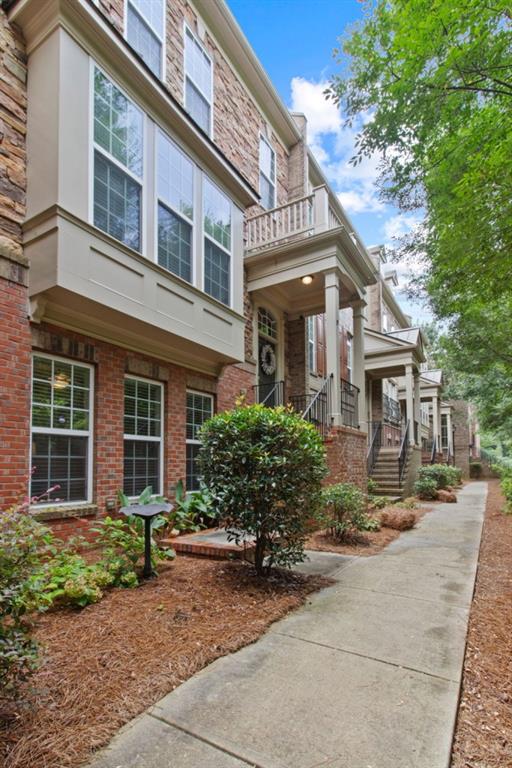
[0,0,380,533]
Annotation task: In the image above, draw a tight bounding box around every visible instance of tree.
[198,405,326,576]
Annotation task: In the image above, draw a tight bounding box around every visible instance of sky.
[228,0,430,323]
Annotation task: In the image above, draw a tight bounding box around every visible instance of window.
[259,136,276,209]
[127,0,164,77]
[123,377,163,496]
[346,335,353,382]
[186,391,213,491]
[441,414,449,450]
[157,131,194,282]
[93,68,143,251]
[30,355,93,505]
[307,316,316,373]
[184,27,212,135]
[203,178,231,305]
[258,307,277,340]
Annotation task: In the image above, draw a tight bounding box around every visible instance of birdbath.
[120,502,173,579]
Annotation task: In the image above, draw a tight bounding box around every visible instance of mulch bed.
[451,479,512,767]
[0,557,329,768]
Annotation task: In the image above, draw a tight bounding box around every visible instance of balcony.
[383,394,402,426]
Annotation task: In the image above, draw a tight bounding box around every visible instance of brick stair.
[370,448,411,499]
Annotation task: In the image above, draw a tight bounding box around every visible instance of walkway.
[89,482,487,768]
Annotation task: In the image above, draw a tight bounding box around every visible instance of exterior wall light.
[301,275,314,285]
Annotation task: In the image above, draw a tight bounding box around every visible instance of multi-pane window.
[123,377,163,496]
[93,68,143,251]
[307,316,316,373]
[203,178,231,305]
[157,131,194,282]
[441,414,449,450]
[184,27,212,135]
[346,335,353,382]
[259,136,276,210]
[258,307,277,340]
[127,0,164,78]
[186,391,213,491]
[31,355,93,505]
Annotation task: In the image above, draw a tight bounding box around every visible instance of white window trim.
[124,0,166,80]
[183,23,214,139]
[29,352,95,508]
[259,134,276,210]
[186,389,214,491]
[307,316,316,374]
[90,61,146,254]
[123,375,164,498]
[346,335,353,383]
[202,175,233,307]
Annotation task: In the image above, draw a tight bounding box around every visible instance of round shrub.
[319,482,379,541]
[199,405,327,575]
[414,476,438,500]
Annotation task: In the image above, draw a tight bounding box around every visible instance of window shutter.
[316,315,326,376]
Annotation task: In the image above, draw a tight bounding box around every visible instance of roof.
[421,369,443,386]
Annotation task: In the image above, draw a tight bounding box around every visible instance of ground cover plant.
[319,482,380,542]
[199,404,327,576]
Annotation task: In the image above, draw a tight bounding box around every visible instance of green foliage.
[369,494,387,510]
[174,480,217,530]
[198,404,327,575]
[417,464,461,490]
[367,478,379,495]
[40,551,113,608]
[328,1,512,436]
[0,508,54,698]
[469,462,483,479]
[319,483,380,541]
[414,477,439,500]
[92,516,175,587]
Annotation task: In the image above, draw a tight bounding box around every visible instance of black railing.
[430,437,436,464]
[253,380,285,408]
[341,378,359,429]
[398,420,410,482]
[290,374,332,438]
[367,421,382,475]
[383,394,401,425]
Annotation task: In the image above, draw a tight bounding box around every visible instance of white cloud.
[383,213,421,242]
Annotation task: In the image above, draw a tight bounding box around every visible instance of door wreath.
[260,342,277,376]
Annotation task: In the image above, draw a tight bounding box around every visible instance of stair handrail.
[261,380,283,407]
[430,437,436,464]
[302,374,333,437]
[367,421,382,475]
[398,420,410,482]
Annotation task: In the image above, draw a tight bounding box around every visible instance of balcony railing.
[383,394,401,425]
[245,185,357,253]
[341,378,359,429]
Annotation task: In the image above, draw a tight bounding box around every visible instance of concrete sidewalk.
[89,482,487,768]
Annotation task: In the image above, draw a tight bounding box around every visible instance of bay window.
[30,355,93,505]
[203,178,231,306]
[126,0,165,78]
[93,67,143,251]
[186,391,213,491]
[184,27,212,135]
[123,377,163,496]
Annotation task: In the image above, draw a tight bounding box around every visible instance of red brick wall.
[217,363,255,412]
[324,426,368,492]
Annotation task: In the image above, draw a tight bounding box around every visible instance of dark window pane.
[204,239,230,306]
[186,443,202,491]
[123,439,160,496]
[94,152,141,251]
[157,203,192,282]
[31,434,88,504]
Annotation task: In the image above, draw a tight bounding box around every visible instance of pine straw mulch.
[306,503,431,557]
[0,557,330,768]
[451,479,512,767]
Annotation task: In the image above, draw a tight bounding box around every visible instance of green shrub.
[414,476,438,500]
[367,478,379,495]
[40,551,113,608]
[199,404,327,576]
[368,494,388,510]
[469,461,483,479]
[417,464,461,490]
[319,483,380,541]
[0,508,54,698]
[173,480,217,530]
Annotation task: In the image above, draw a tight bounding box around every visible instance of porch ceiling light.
[301,275,314,285]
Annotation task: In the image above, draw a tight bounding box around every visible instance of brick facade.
[448,400,471,478]
[324,426,368,492]
[286,316,307,398]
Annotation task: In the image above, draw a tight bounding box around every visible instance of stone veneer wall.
[0,9,31,509]
[324,426,367,492]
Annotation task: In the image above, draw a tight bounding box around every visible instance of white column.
[413,372,421,447]
[313,185,329,234]
[432,395,440,452]
[324,272,341,425]
[446,410,453,456]
[405,364,415,445]
[352,300,367,432]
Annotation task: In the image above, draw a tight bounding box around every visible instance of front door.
[258,336,277,406]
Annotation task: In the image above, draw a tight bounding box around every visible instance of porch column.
[432,394,440,451]
[405,364,415,445]
[446,409,453,455]
[413,371,421,447]
[352,301,367,432]
[324,272,341,425]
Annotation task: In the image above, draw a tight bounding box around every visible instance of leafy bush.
[417,464,461,490]
[414,476,438,500]
[319,483,380,541]
[396,496,418,510]
[173,480,217,530]
[0,508,54,698]
[367,478,379,495]
[199,404,327,576]
[40,551,113,608]
[368,494,388,510]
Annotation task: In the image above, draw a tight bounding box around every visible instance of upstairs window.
[123,377,163,496]
[157,131,194,283]
[127,0,165,77]
[259,136,276,209]
[93,68,143,251]
[203,178,231,306]
[184,27,212,136]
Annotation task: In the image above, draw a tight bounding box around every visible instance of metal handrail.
[290,374,332,438]
[341,378,359,429]
[430,437,437,464]
[398,420,410,482]
[367,421,382,475]
[253,380,285,408]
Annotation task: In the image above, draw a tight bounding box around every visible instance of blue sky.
[228,0,429,323]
